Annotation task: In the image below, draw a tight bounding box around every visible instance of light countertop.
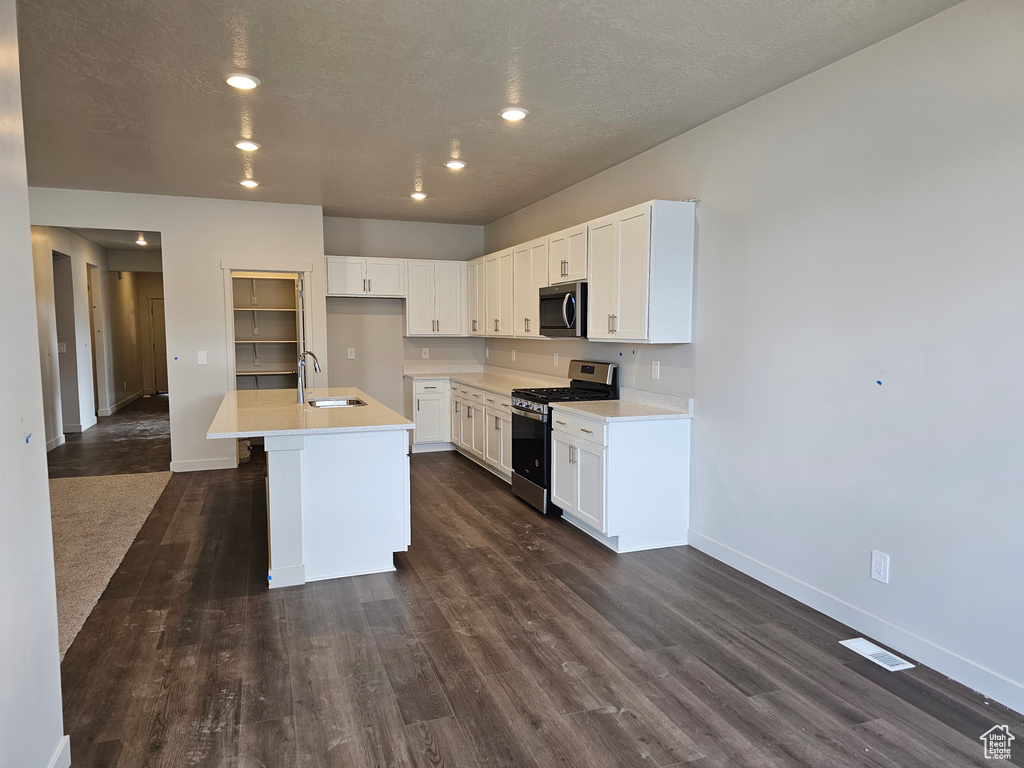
[404,367,568,397]
[550,400,691,422]
[207,387,414,439]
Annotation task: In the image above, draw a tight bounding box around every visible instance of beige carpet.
[49,471,172,658]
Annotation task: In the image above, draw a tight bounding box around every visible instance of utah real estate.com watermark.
[980,725,1014,760]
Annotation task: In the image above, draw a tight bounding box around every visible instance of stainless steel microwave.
[539,282,587,338]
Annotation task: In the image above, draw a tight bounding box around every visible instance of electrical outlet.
[347,347,355,360]
[652,360,660,380]
[553,352,559,367]
[485,347,490,358]
[871,550,890,584]
[123,381,127,391]
[197,350,208,365]
[512,349,516,362]
[57,342,67,354]
[421,348,429,359]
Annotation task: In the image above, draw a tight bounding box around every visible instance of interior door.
[151,298,169,392]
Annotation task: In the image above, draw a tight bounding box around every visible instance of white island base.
[208,387,413,589]
[266,429,410,587]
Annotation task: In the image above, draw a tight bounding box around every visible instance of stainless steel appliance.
[539,282,587,338]
[511,360,618,516]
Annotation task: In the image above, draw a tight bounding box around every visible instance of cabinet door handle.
[613,314,618,332]
[495,416,500,430]
[487,398,495,403]
[608,314,613,333]
[417,398,420,411]
[501,403,509,408]
[555,420,567,425]
[494,319,499,332]
[472,319,477,332]
[467,406,472,417]
[363,278,367,292]
[368,278,372,292]
[580,428,593,434]
[425,386,437,390]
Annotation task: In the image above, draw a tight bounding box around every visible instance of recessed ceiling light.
[240,179,259,188]
[136,233,147,246]
[235,140,261,151]
[444,160,466,170]
[499,107,529,121]
[410,192,426,200]
[226,73,260,90]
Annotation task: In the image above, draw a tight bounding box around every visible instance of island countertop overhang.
[207,387,414,439]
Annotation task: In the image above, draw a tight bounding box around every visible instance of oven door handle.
[561,292,572,328]
[512,406,547,422]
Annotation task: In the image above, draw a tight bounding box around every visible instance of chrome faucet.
[297,351,321,404]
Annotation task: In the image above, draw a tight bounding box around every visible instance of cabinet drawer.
[551,412,607,446]
[461,386,484,404]
[450,382,461,394]
[483,392,512,414]
[414,379,448,395]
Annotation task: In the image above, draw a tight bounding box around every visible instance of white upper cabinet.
[467,257,486,336]
[326,256,406,297]
[513,237,549,337]
[586,200,695,343]
[485,249,513,336]
[406,260,465,336]
[548,224,587,284]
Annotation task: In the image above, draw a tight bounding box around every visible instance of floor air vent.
[840,638,915,671]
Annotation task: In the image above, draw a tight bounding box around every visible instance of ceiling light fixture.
[499,107,529,121]
[443,160,466,170]
[410,192,427,200]
[240,179,259,188]
[136,233,147,246]
[235,140,261,151]
[225,73,261,90]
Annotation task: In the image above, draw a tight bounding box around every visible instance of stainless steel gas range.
[510,360,618,516]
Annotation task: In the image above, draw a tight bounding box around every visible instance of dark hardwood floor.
[47,393,171,478]
[61,449,1021,767]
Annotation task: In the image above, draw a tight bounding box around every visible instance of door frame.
[220,260,315,393]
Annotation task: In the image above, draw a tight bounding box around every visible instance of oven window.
[511,413,548,484]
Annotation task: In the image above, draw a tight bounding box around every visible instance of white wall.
[0,0,71,764]
[28,190,327,472]
[484,0,1024,713]
[31,226,112,440]
[324,216,483,261]
[108,249,162,272]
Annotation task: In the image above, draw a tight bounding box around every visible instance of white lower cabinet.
[484,402,513,479]
[550,407,690,553]
[408,379,449,446]
[458,387,485,460]
[450,394,462,445]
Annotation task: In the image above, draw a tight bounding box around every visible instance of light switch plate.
[347,347,356,360]
[57,342,67,354]
[553,352,559,367]
[652,361,660,380]
[197,350,208,365]
[512,349,516,362]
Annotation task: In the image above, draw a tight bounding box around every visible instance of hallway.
[47,394,170,478]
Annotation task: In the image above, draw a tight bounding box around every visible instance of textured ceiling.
[17,0,960,225]
[66,228,162,251]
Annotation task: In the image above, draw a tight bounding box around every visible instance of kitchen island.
[208,387,413,588]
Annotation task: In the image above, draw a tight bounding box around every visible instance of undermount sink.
[306,397,366,409]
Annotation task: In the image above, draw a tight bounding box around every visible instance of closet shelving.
[232,272,302,390]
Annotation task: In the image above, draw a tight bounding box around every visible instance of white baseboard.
[268,564,306,589]
[687,529,1024,716]
[169,457,237,473]
[63,415,97,433]
[98,390,143,416]
[45,434,65,452]
[305,563,397,583]
[46,735,71,768]
[411,442,457,454]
